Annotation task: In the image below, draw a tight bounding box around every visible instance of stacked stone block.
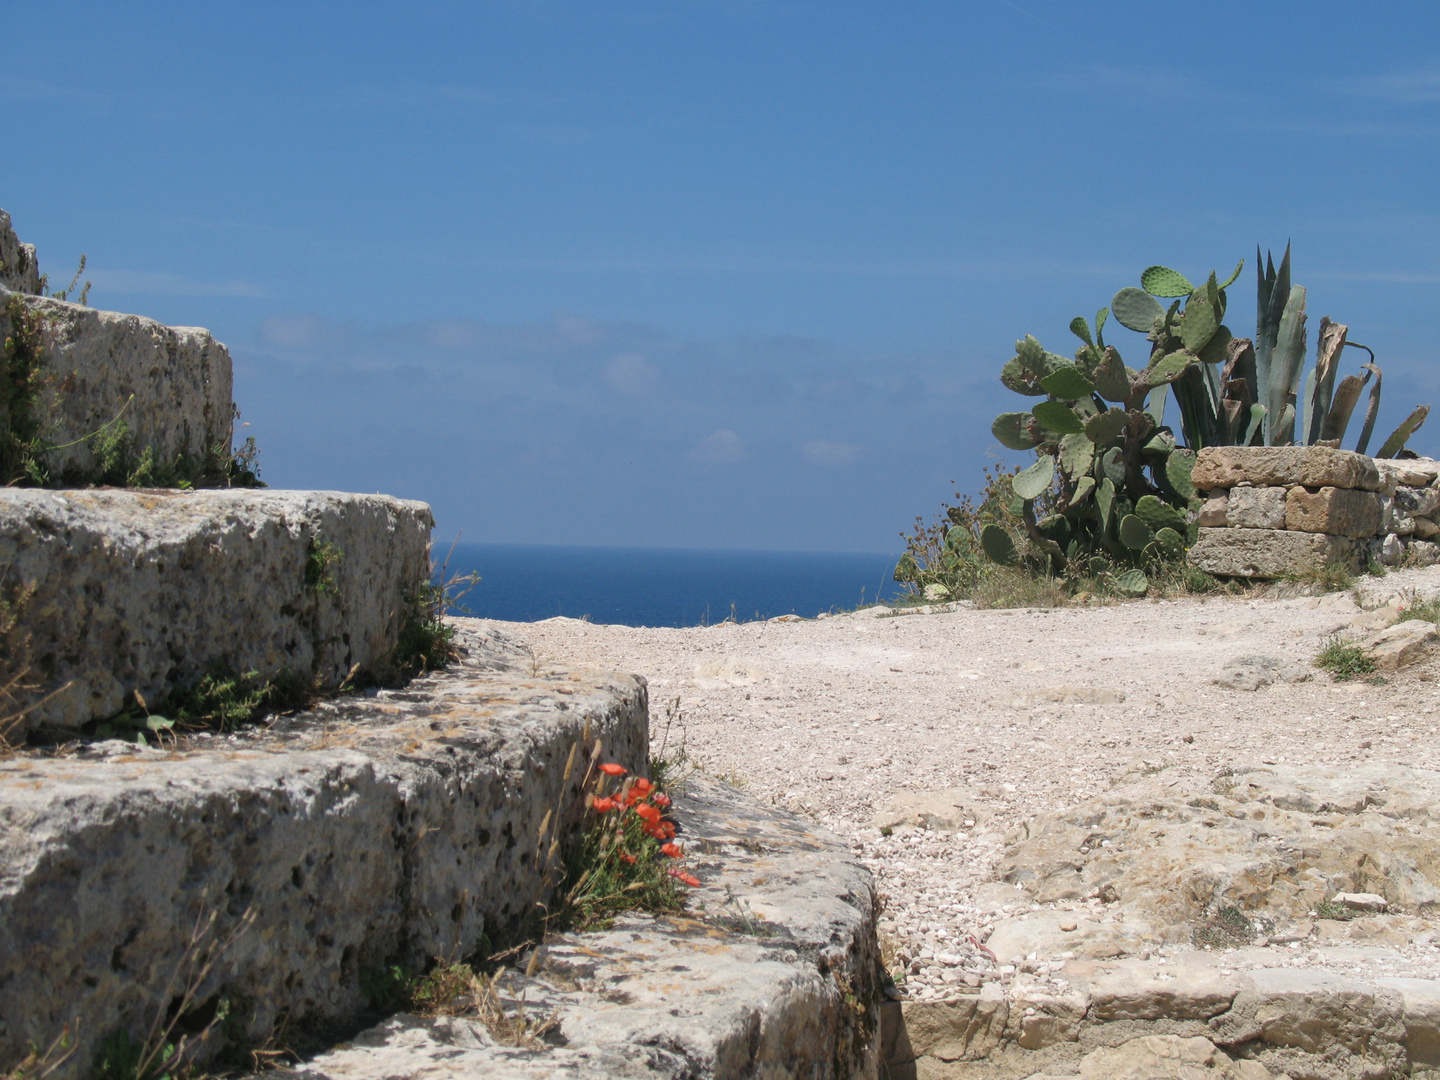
[1188,445,1440,578]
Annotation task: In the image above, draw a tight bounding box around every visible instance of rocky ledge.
[264,776,881,1080]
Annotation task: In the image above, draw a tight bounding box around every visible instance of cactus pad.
[1112,568,1149,595]
[1143,351,1194,388]
[1153,527,1185,558]
[1040,365,1096,400]
[1140,266,1194,298]
[1001,357,1050,396]
[1033,400,1086,435]
[1092,347,1132,402]
[1134,494,1186,533]
[1218,257,1245,289]
[1084,407,1128,445]
[1100,447,1126,487]
[1012,455,1055,500]
[980,523,1017,565]
[1179,292,1219,353]
[1058,432,1095,477]
[1111,287,1164,333]
[1069,316,1093,346]
[1070,474,1096,507]
[992,412,1043,450]
[1165,449,1197,500]
[1118,513,1154,550]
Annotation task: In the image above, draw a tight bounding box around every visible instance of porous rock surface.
[0,210,233,477]
[1188,526,1357,578]
[998,762,1440,941]
[268,776,880,1080]
[1,487,432,732]
[0,210,41,294]
[0,624,649,1079]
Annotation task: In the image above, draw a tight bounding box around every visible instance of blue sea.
[437,542,907,627]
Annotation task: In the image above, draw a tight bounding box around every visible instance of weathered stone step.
[0,625,648,1079]
[1,210,233,480]
[263,776,881,1079]
[1,488,432,733]
[884,953,1440,1078]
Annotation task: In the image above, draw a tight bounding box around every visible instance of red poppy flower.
[660,842,682,857]
[619,851,636,864]
[668,869,701,887]
[653,793,671,808]
[591,796,616,813]
[631,778,653,796]
[635,803,661,824]
[599,763,627,777]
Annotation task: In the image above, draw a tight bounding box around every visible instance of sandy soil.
[459,565,1440,998]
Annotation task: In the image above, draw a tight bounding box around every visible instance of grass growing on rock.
[1314,634,1376,680]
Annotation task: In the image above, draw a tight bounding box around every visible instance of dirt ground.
[461,565,1440,998]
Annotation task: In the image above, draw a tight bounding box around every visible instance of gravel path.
[458,567,1440,999]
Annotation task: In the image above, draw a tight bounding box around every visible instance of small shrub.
[1288,559,1356,593]
[1315,635,1375,680]
[1313,898,1363,922]
[1192,904,1254,949]
[304,540,343,594]
[1400,597,1440,624]
[392,542,480,675]
[969,566,1069,610]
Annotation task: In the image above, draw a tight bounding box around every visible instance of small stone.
[1331,891,1388,912]
[1059,919,1078,932]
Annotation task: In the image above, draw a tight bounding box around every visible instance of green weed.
[1313,899,1363,922]
[392,541,480,675]
[1315,635,1375,680]
[304,541,343,594]
[1192,905,1254,949]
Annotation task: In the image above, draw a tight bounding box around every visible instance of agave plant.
[1108,245,1427,456]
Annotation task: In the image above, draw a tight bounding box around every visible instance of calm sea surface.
[438,542,906,628]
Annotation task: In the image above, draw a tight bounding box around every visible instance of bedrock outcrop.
[1,487,432,733]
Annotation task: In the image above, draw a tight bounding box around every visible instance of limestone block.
[1211,968,1405,1068]
[0,210,40,294]
[0,294,235,479]
[872,785,992,832]
[1079,957,1241,1021]
[1375,977,1440,1065]
[1198,491,1229,527]
[1358,619,1439,671]
[1009,983,1087,1050]
[1416,517,1440,541]
[1285,485,1386,538]
[1226,486,1287,529]
[1396,485,1440,517]
[0,624,651,1079]
[1192,445,1381,492]
[0,488,433,733]
[1077,1035,1274,1080]
[1187,527,1356,579]
[892,987,1007,1063]
[1409,539,1440,567]
[1394,510,1417,535]
[1376,457,1440,489]
[998,763,1440,940]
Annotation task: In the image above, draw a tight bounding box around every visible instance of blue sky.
[5,2,1440,552]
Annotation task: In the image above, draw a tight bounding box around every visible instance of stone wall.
[2,488,433,734]
[0,211,234,479]
[1187,446,1440,578]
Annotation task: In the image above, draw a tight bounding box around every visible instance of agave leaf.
[1244,403,1267,447]
[1322,367,1372,444]
[1300,367,1317,446]
[1376,404,1431,459]
[1171,364,1216,450]
[1069,316,1093,347]
[1218,257,1245,290]
[1141,266,1194,298]
[1307,317,1347,447]
[1146,383,1170,426]
[992,412,1043,450]
[1111,287,1164,333]
[1266,285,1306,444]
[1354,362,1383,455]
[1033,400,1086,434]
[1040,365,1096,400]
[1012,455,1056,500]
[1271,402,1297,447]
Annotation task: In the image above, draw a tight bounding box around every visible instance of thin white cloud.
[90,268,268,298]
[803,439,860,465]
[605,352,659,394]
[689,429,746,464]
[1350,64,1440,105]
